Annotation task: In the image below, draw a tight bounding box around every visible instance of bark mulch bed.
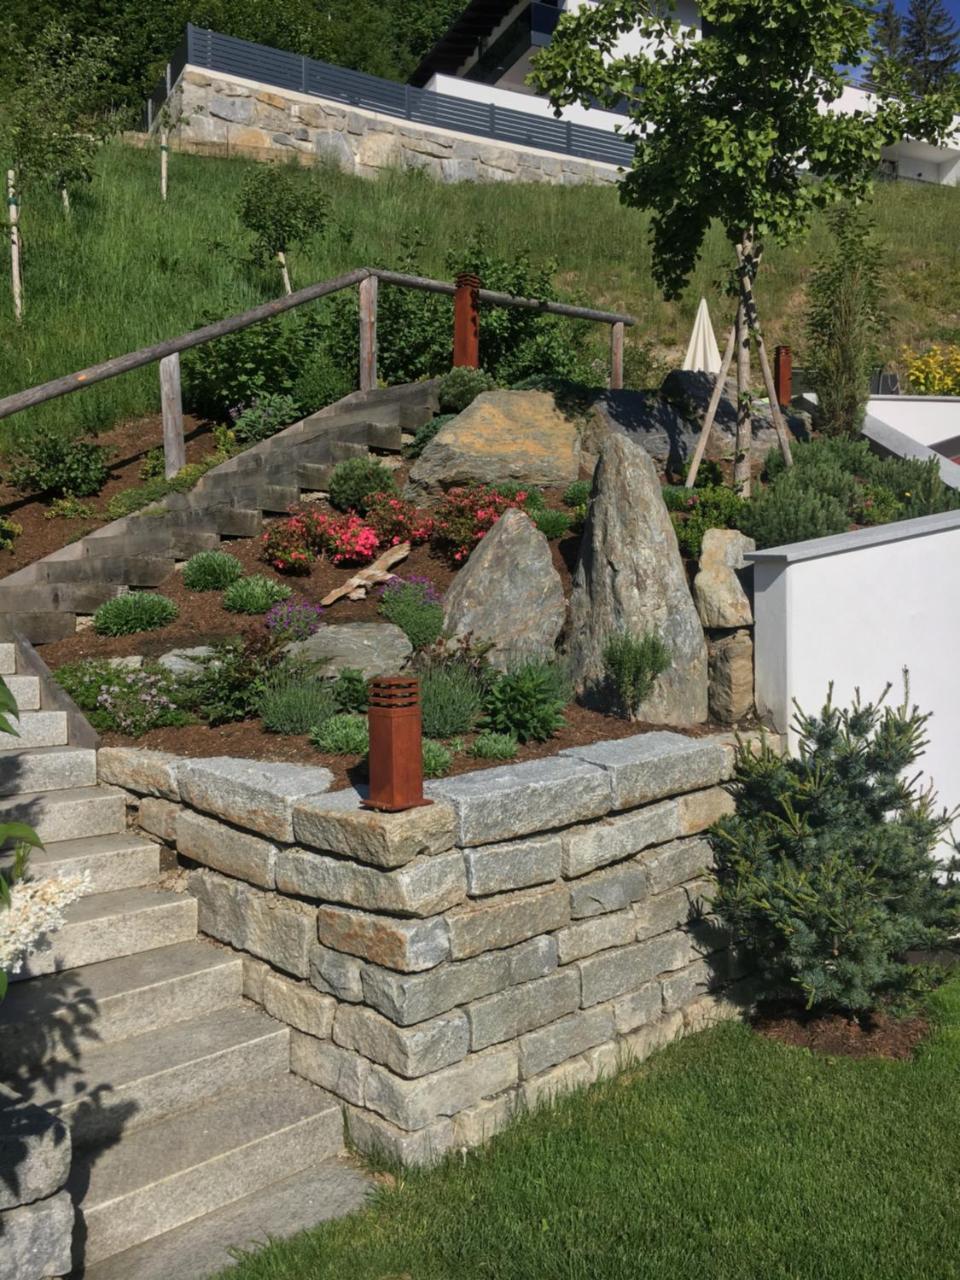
[754,1007,931,1061]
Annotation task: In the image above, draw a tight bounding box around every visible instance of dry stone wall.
[100,731,762,1166]
[161,69,620,187]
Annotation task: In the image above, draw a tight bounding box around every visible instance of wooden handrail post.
[610,321,625,390]
[359,274,379,392]
[159,352,186,478]
[453,272,480,369]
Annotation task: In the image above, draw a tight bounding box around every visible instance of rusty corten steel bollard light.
[453,272,481,370]
[363,676,433,813]
[774,344,793,408]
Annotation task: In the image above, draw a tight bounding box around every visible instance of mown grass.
[2,140,959,449]
[220,977,960,1280]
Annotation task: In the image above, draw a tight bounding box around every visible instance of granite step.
[2,709,69,748]
[82,1156,372,1280]
[26,1003,290,1149]
[14,887,198,979]
[0,642,15,675]
[0,940,241,1076]
[1,831,160,895]
[74,1075,344,1264]
[0,745,97,796]
[0,784,126,846]
[4,674,40,711]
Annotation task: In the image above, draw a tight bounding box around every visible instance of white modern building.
[409,0,960,186]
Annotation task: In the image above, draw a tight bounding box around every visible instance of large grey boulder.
[442,509,565,669]
[286,623,412,680]
[566,434,708,726]
[406,390,581,498]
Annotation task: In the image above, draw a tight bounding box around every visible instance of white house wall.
[866,396,960,452]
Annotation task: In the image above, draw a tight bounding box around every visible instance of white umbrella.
[682,296,721,374]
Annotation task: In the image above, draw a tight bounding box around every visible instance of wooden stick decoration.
[320,542,411,607]
[6,171,22,323]
[684,320,736,489]
[277,250,292,296]
[60,186,70,216]
[734,298,752,496]
[736,239,793,469]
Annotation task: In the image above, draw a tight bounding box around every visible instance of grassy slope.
[2,141,959,447]
[220,978,960,1280]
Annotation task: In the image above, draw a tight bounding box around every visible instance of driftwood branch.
[319,542,411,607]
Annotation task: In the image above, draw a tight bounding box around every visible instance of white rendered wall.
[866,397,960,451]
[751,513,960,851]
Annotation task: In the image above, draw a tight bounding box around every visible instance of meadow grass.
[2,140,959,449]
[219,976,960,1280]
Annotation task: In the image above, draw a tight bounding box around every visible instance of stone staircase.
[0,643,369,1278]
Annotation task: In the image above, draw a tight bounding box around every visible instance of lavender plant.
[265,599,326,643]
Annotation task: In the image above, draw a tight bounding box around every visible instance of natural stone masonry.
[103,731,769,1167]
[0,1092,74,1280]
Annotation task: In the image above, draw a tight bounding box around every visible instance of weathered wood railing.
[0,267,635,478]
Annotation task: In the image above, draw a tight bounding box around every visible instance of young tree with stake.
[237,167,328,296]
[531,0,959,493]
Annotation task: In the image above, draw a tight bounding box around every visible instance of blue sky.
[892,0,960,18]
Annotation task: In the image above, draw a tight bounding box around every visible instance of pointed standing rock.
[567,434,708,725]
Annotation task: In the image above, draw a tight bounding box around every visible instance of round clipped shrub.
[437,366,497,414]
[328,457,397,514]
[311,713,369,755]
[469,731,519,762]
[223,575,293,615]
[93,593,178,637]
[422,739,454,778]
[182,550,245,592]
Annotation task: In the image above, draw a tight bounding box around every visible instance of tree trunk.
[60,186,70,215]
[734,299,752,496]
[160,129,169,202]
[277,250,292,296]
[7,170,22,323]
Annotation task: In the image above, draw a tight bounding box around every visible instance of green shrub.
[378,578,444,650]
[328,457,397,514]
[293,353,353,417]
[311,713,369,755]
[562,480,591,510]
[223,575,292,615]
[45,497,95,521]
[259,675,337,735]
[231,393,301,445]
[420,662,485,738]
[332,668,369,714]
[405,414,455,460]
[469,731,519,761]
[181,635,285,726]
[437,367,497,414]
[10,437,109,498]
[54,659,189,736]
[182,550,245,592]
[93,592,177,636]
[483,658,570,743]
[422,738,454,778]
[0,516,22,551]
[710,685,960,1014]
[664,484,746,558]
[139,448,165,481]
[104,456,223,520]
[238,166,328,286]
[533,508,573,540]
[602,631,671,718]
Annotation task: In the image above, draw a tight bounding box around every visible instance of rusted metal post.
[453,272,480,369]
[358,274,378,392]
[363,676,432,813]
[773,345,792,408]
[610,321,625,390]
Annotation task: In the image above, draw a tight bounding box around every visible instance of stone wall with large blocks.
[100,731,760,1166]
[159,68,620,188]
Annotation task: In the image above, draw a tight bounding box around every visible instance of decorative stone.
[261,971,335,1039]
[315,905,450,972]
[518,1005,615,1079]
[178,757,334,841]
[659,369,809,464]
[333,1004,469,1078]
[138,796,179,843]
[568,860,648,920]
[446,884,569,960]
[0,1102,70,1210]
[561,799,680,878]
[310,942,364,1003]
[708,630,755,723]
[677,788,735,836]
[156,646,214,678]
[612,981,662,1034]
[467,969,581,1052]
[0,1189,74,1280]
[292,790,456,869]
[363,1043,518,1130]
[285,623,412,680]
[406,390,581,497]
[175,808,277,889]
[661,958,712,1011]
[561,732,728,811]
[463,835,562,897]
[642,838,715,895]
[360,935,558,1027]
[345,1105,455,1167]
[275,848,466,917]
[693,529,755,629]
[567,433,708,726]
[189,870,314,978]
[426,757,610,847]
[98,747,181,799]
[290,1034,369,1106]
[441,510,565,668]
[634,881,710,941]
[556,910,636,964]
[208,95,254,123]
[578,931,691,1007]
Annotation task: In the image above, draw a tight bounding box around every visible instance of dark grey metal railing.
[143,25,634,169]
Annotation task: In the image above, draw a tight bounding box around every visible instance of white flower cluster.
[0,872,90,979]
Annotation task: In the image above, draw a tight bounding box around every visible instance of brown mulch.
[0,413,216,577]
[754,1007,931,1061]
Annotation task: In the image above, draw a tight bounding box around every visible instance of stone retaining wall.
[0,1088,74,1280]
[161,68,620,187]
[100,731,760,1166]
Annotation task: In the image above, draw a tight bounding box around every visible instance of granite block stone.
[289,1033,369,1106]
[677,787,736,834]
[451,1093,517,1147]
[275,848,466,917]
[292,789,456,868]
[363,1044,518,1130]
[467,970,581,1051]
[138,796,179,843]
[518,1005,615,1079]
[643,838,715,895]
[0,1188,73,1280]
[578,931,691,1007]
[261,971,336,1039]
[561,799,679,878]
[562,733,727,810]
[178,757,334,840]
[556,910,636,964]
[316,905,450,972]
[175,808,277,889]
[634,881,710,941]
[98,747,181,800]
[519,1055,593,1108]
[0,1103,70,1210]
[334,1004,469,1077]
[446,883,569,959]
[612,982,662,1033]
[345,1105,454,1167]
[661,958,712,1011]
[310,941,364,1002]
[463,835,562,897]
[568,860,647,920]
[188,869,314,977]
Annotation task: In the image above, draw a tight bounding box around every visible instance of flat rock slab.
[562,732,728,811]
[0,1188,74,1280]
[98,747,181,800]
[156,646,215,678]
[0,1101,71,1211]
[442,509,565,668]
[286,623,412,680]
[178,757,334,841]
[407,390,581,496]
[293,788,456,868]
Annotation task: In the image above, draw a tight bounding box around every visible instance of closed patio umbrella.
[682,296,721,374]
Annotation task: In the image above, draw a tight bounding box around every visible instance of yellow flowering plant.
[903,345,960,397]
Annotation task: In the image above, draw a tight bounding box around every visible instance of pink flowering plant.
[261,515,314,575]
[432,485,526,562]
[365,492,435,546]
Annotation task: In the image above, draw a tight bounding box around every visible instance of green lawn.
[2,140,959,448]
[221,978,960,1280]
